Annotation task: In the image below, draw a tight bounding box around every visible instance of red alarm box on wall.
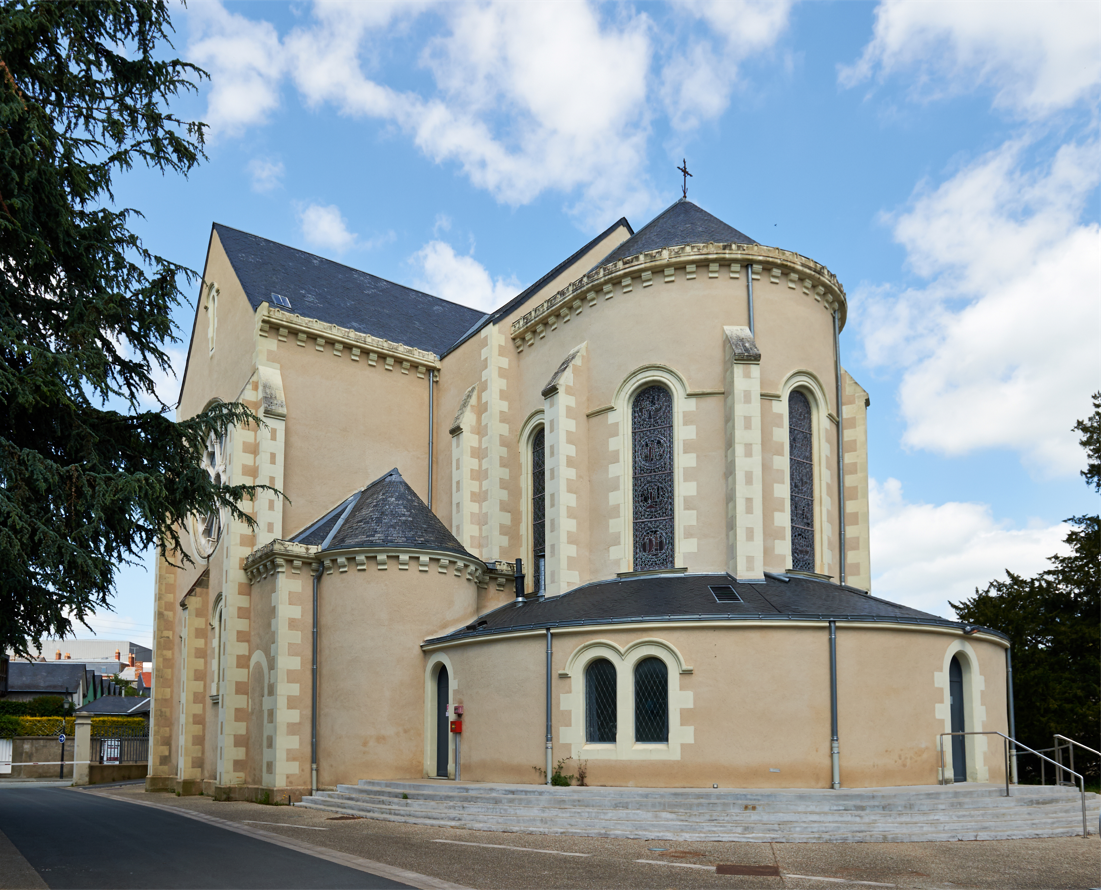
[450,720,462,734]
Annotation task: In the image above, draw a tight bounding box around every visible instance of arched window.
[585,659,617,743]
[634,657,668,743]
[788,390,814,573]
[632,385,674,571]
[531,427,546,594]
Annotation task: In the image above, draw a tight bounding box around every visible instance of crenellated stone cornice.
[509,243,847,352]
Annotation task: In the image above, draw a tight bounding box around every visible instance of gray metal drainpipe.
[545,628,553,786]
[833,309,846,586]
[427,370,434,510]
[311,560,324,794]
[746,261,755,336]
[1006,648,1018,784]
[829,620,841,789]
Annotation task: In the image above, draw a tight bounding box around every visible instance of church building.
[148,198,1010,803]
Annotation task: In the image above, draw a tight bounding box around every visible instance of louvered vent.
[709,585,742,603]
[270,293,292,309]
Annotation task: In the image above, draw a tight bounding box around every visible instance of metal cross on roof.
[677,158,692,199]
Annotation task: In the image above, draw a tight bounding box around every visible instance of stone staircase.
[296,780,1099,843]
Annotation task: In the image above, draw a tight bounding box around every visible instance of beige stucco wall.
[429,623,1008,789]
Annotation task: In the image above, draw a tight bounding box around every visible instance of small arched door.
[949,656,966,782]
[436,666,449,778]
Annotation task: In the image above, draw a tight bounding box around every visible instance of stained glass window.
[789,390,814,573]
[632,385,674,571]
[634,658,668,743]
[585,659,617,743]
[532,427,546,594]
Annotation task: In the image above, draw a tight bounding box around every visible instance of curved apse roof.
[424,572,998,645]
[290,468,473,559]
[592,199,757,269]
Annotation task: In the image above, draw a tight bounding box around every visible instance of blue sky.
[79,0,1100,648]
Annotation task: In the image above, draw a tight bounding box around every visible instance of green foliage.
[0,694,72,716]
[0,1,272,657]
[533,756,574,786]
[90,716,146,738]
[952,394,1100,780]
[0,715,19,738]
[16,716,74,736]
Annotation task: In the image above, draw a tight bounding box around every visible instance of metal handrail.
[940,731,1089,838]
[1053,735,1100,789]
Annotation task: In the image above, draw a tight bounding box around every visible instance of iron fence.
[92,736,148,765]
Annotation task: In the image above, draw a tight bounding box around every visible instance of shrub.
[90,717,146,738]
[0,716,20,738]
[16,717,74,736]
[0,696,73,717]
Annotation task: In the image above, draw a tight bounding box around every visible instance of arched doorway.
[436,666,449,778]
[950,655,966,782]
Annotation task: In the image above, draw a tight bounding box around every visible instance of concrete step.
[296,781,1099,843]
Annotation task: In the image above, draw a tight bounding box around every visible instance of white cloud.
[188,0,790,227]
[412,240,519,313]
[869,477,1069,618]
[660,0,792,131]
[247,157,285,193]
[185,2,284,137]
[840,0,1101,118]
[853,139,1101,476]
[296,202,359,253]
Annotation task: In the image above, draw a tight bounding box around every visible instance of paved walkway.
[1,782,1098,889]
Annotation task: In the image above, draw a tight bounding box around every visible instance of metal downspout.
[833,309,846,586]
[1006,648,1018,784]
[829,620,840,789]
[545,628,553,785]
[746,261,755,336]
[311,560,323,794]
[427,370,434,509]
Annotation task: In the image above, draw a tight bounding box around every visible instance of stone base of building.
[210,782,308,805]
[145,775,176,792]
[175,778,204,796]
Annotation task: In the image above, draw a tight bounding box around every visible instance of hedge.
[0,696,73,717]
[0,716,146,738]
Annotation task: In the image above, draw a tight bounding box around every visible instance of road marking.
[242,820,328,830]
[635,858,715,870]
[785,875,895,887]
[433,838,589,857]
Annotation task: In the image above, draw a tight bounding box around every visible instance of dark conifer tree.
[0,2,267,656]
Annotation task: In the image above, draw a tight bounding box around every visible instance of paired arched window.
[634,657,668,743]
[531,427,546,594]
[585,659,616,743]
[788,390,814,573]
[632,385,674,571]
[583,657,669,745]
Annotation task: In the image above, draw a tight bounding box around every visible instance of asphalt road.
[0,786,413,889]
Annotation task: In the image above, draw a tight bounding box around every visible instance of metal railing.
[92,736,148,765]
[1054,735,1100,789]
[939,731,1089,838]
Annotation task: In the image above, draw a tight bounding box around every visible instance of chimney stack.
[55,650,61,660]
[114,649,121,662]
[64,653,71,659]
[128,653,135,667]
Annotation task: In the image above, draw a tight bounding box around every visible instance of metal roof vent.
[270,293,292,310]
[709,585,742,603]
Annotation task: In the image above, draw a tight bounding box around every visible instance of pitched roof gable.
[212,224,486,355]
[290,469,473,558]
[592,199,757,269]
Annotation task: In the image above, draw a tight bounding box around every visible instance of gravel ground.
[77,784,1100,890]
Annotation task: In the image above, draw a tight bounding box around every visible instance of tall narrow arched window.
[632,385,674,571]
[789,390,814,573]
[532,427,546,594]
[585,659,616,743]
[634,657,668,743]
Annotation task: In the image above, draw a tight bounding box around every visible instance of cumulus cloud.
[246,157,285,193]
[660,0,792,131]
[412,240,520,313]
[187,0,790,227]
[869,477,1069,618]
[296,202,359,253]
[185,2,284,137]
[840,0,1101,117]
[852,139,1101,476]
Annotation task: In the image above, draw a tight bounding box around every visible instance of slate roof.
[290,469,474,558]
[76,696,151,716]
[425,572,995,645]
[592,199,757,269]
[213,224,486,355]
[6,662,87,694]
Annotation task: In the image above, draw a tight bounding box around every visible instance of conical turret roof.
[593,199,757,269]
[290,469,472,558]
